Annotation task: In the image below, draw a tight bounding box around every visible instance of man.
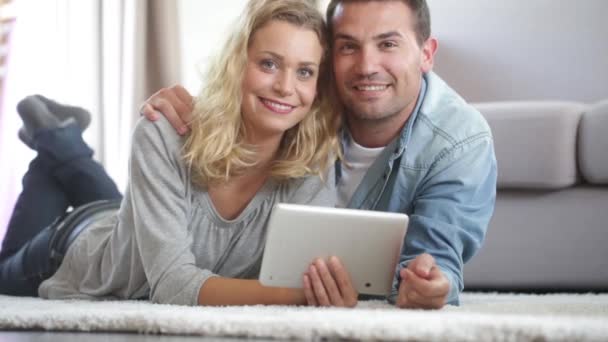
[141,0,497,309]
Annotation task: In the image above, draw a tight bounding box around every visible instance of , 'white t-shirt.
[336,138,385,208]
